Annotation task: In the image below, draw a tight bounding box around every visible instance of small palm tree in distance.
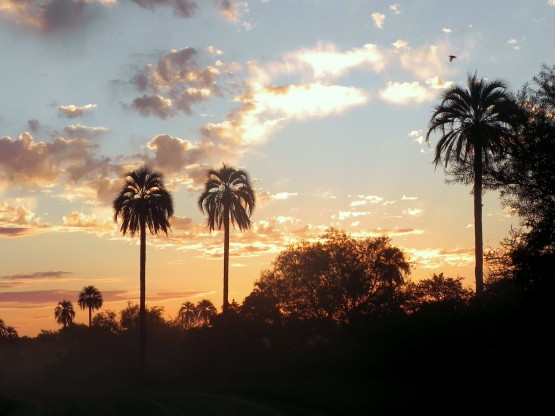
[177,301,198,329]
[78,285,103,327]
[113,164,174,369]
[55,300,75,328]
[198,163,256,314]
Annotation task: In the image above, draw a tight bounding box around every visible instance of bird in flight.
[449,55,457,62]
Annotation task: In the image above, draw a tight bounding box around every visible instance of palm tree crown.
[196,299,217,326]
[55,300,75,328]
[198,163,256,313]
[198,164,256,232]
[78,285,103,327]
[176,301,198,329]
[113,164,174,237]
[113,164,174,371]
[426,72,522,296]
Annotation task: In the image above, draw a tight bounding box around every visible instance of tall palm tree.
[196,299,217,326]
[55,300,75,328]
[113,164,173,369]
[426,72,522,297]
[78,285,103,327]
[198,164,256,313]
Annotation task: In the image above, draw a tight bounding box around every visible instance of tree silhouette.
[196,299,217,327]
[426,72,522,297]
[198,164,255,314]
[78,285,103,327]
[113,164,174,369]
[92,310,120,334]
[176,301,198,329]
[251,229,411,323]
[55,300,75,328]
[0,319,18,340]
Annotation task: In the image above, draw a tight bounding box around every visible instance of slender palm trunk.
[223,205,230,314]
[88,306,92,327]
[474,145,484,297]
[139,213,147,369]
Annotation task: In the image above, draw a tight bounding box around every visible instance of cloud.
[442,28,452,33]
[63,124,107,139]
[548,0,555,6]
[0,132,110,186]
[282,42,386,79]
[270,192,298,200]
[0,201,51,238]
[507,38,520,50]
[128,47,230,118]
[398,42,454,79]
[132,94,175,119]
[389,4,401,14]
[371,12,385,29]
[216,0,252,30]
[407,247,474,269]
[352,228,424,238]
[63,211,101,227]
[146,134,212,174]
[404,208,423,216]
[392,39,409,49]
[0,289,128,307]
[58,104,97,118]
[131,0,197,18]
[0,271,71,281]
[380,81,434,105]
[0,0,114,34]
[250,83,368,119]
[337,211,370,220]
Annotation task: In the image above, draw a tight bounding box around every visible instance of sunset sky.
[1,0,553,337]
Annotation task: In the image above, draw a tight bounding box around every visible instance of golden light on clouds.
[253,83,368,119]
[371,12,385,29]
[288,42,386,79]
[380,81,433,105]
[407,247,474,269]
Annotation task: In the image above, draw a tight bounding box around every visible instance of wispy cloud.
[58,104,97,118]
[389,4,401,14]
[282,42,387,79]
[379,81,433,105]
[507,38,520,50]
[216,0,252,30]
[407,247,474,269]
[131,0,197,18]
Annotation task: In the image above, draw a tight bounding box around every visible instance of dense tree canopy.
[248,229,411,324]
[482,64,555,290]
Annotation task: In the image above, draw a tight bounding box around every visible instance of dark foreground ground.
[1,293,553,415]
